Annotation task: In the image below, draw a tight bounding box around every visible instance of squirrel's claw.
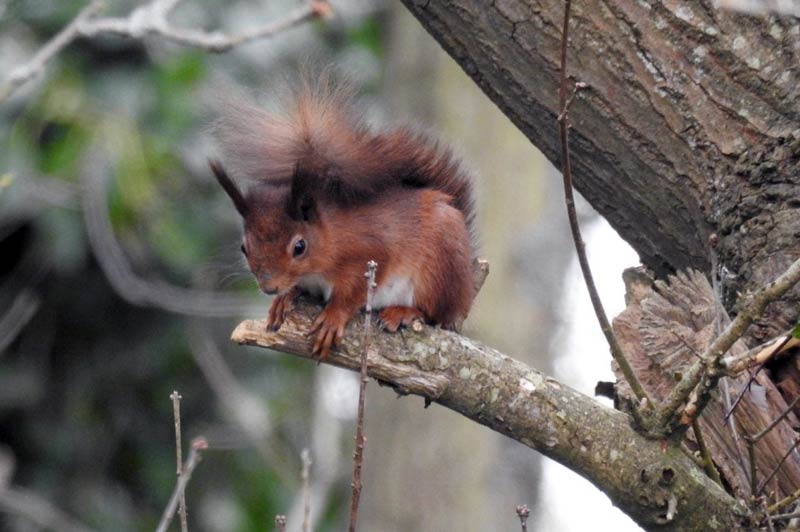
[310,307,349,359]
[378,306,424,332]
[267,289,299,331]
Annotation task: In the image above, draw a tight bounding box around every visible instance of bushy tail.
[212,76,476,243]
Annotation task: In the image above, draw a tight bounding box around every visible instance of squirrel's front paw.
[309,307,351,359]
[378,306,424,332]
[267,288,299,331]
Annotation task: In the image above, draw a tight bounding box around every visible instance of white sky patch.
[538,217,643,532]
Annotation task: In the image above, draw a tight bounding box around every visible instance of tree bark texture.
[613,268,800,500]
[399,0,800,342]
[232,303,748,531]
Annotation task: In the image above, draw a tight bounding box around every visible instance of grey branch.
[155,437,208,532]
[0,0,328,105]
[231,298,747,531]
[80,153,260,317]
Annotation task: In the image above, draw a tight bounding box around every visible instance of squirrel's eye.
[240,244,248,257]
[293,238,307,258]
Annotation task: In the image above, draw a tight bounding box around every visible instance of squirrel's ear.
[209,159,248,217]
[289,166,318,222]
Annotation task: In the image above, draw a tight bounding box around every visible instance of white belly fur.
[297,274,333,302]
[372,276,414,309]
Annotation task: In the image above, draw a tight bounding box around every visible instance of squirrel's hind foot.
[378,306,424,332]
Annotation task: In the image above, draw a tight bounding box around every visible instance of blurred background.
[0,1,640,530]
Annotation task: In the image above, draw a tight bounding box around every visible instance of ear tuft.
[209,159,248,217]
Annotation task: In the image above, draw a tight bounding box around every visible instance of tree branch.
[0,0,329,105]
[555,0,650,406]
[80,153,260,317]
[231,300,747,530]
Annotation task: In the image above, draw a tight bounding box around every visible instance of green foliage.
[0,2,389,531]
[347,18,383,56]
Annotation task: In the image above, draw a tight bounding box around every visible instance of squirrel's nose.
[260,272,277,295]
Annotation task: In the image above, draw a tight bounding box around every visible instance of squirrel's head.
[210,160,324,296]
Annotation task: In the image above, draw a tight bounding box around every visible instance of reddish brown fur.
[211,78,476,358]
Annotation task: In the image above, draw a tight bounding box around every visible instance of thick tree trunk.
[399,0,800,340]
[393,0,800,525]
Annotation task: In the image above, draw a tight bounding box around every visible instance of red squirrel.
[209,80,476,358]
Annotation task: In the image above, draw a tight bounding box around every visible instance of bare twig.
[757,436,800,496]
[81,153,258,317]
[749,395,800,444]
[768,485,800,514]
[657,256,800,429]
[556,0,650,404]
[748,438,758,495]
[516,504,530,532]
[723,330,799,375]
[0,0,330,104]
[770,508,800,522]
[762,499,776,532]
[0,1,104,104]
[723,366,765,422]
[723,335,794,421]
[170,391,188,532]
[155,437,208,532]
[691,419,723,487]
[348,260,377,532]
[274,515,287,532]
[301,449,312,532]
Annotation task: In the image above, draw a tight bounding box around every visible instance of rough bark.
[399,0,800,340]
[613,268,800,500]
[232,303,749,531]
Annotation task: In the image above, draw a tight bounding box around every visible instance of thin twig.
[724,334,793,422]
[556,0,651,405]
[348,260,377,532]
[0,0,330,105]
[656,256,800,429]
[762,499,777,532]
[750,395,800,444]
[723,331,798,375]
[768,485,800,514]
[723,366,764,422]
[770,508,800,522]
[756,436,800,496]
[170,391,188,532]
[81,153,258,317]
[691,419,723,486]
[274,515,287,532]
[155,437,208,532]
[516,504,530,532]
[748,438,758,496]
[0,0,104,104]
[301,449,312,532]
